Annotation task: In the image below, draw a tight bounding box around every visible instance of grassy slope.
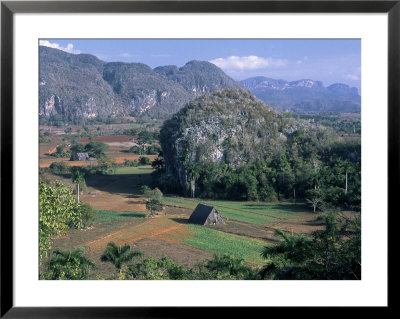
[184,224,266,265]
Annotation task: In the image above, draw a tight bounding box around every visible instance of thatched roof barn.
[188,204,225,225]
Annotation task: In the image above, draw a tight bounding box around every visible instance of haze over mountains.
[39,46,360,123]
[240,76,360,113]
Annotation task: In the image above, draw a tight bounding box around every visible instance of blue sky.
[40,39,361,91]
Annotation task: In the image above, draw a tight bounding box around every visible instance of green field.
[95,209,146,222]
[163,196,307,224]
[184,224,267,265]
[113,166,154,175]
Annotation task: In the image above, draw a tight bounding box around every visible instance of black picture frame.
[1,1,397,317]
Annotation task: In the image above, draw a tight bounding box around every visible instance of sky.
[40,39,361,91]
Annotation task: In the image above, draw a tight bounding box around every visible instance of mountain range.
[39,46,360,123]
[240,76,360,113]
[39,46,242,123]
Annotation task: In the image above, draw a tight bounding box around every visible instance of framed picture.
[1,0,396,316]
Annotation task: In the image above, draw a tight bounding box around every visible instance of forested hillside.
[156,89,360,210]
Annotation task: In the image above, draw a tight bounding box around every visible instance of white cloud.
[119,53,135,58]
[39,40,81,54]
[209,55,287,71]
[346,74,360,81]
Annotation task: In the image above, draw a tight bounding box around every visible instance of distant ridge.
[240,76,360,113]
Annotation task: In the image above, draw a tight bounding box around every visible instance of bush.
[139,157,151,165]
[77,203,96,228]
[49,161,70,175]
[124,159,138,167]
[147,145,161,155]
[41,248,95,280]
[128,146,146,155]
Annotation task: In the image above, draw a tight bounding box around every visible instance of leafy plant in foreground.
[41,248,95,280]
[100,242,143,271]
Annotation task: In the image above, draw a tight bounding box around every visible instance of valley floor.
[44,166,325,279]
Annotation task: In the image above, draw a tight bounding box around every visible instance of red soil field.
[77,135,137,143]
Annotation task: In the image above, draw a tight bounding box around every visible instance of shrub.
[49,161,70,175]
[139,157,151,165]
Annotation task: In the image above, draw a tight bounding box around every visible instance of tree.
[70,143,85,153]
[260,213,361,280]
[204,254,257,279]
[138,130,154,144]
[128,145,146,155]
[100,242,143,271]
[151,157,164,170]
[146,199,164,217]
[305,189,323,213]
[85,141,108,158]
[184,161,200,198]
[39,181,83,263]
[125,256,187,280]
[42,248,95,280]
[97,155,114,174]
[143,187,164,217]
[139,156,151,165]
[78,203,96,228]
[71,167,87,201]
[49,161,69,175]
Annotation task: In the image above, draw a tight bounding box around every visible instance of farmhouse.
[70,152,89,161]
[188,204,225,225]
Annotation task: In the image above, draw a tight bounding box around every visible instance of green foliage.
[200,254,259,280]
[39,180,94,263]
[138,130,155,144]
[79,203,96,227]
[52,145,71,158]
[139,156,151,165]
[145,199,164,217]
[261,213,361,280]
[70,143,85,153]
[140,185,151,195]
[39,133,51,143]
[100,242,143,270]
[124,159,138,167]
[128,145,146,155]
[123,254,257,280]
[41,248,95,280]
[147,144,161,155]
[151,157,164,170]
[143,187,163,216]
[71,167,87,193]
[39,181,80,263]
[49,161,69,175]
[85,141,108,158]
[143,187,163,201]
[126,257,188,280]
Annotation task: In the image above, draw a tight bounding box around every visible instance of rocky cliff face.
[39,47,244,123]
[39,47,121,122]
[240,76,361,113]
[159,90,284,188]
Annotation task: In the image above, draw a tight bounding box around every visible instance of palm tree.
[47,247,95,280]
[100,242,143,270]
[184,161,200,198]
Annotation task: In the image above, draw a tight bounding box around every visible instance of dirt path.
[84,216,187,253]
